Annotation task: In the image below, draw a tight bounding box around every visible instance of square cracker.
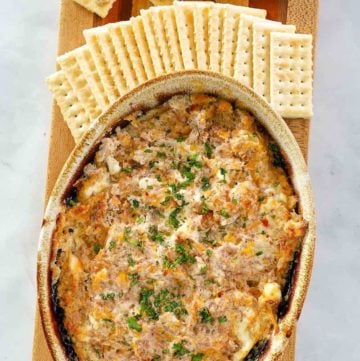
[208,4,224,73]
[46,71,91,142]
[140,9,166,76]
[84,26,128,94]
[234,15,279,87]
[57,47,103,120]
[253,22,296,101]
[270,32,313,118]
[221,4,266,76]
[83,27,121,103]
[160,6,184,71]
[142,7,175,73]
[73,0,116,18]
[192,2,212,70]
[174,1,197,69]
[107,22,142,88]
[131,16,157,79]
[73,46,109,110]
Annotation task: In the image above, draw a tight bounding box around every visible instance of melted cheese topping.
[51,94,306,361]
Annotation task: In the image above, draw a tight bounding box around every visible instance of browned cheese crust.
[50,94,307,361]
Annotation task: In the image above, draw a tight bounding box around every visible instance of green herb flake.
[128,256,136,267]
[132,199,140,208]
[231,198,238,205]
[199,307,213,324]
[156,174,162,182]
[161,196,172,205]
[188,153,203,169]
[127,317,142,332]
[192,353,204,361]
[121,166,133,173]
[139,288,159,320]
[173,342,190,357]
[206,249,213,257]
[93,243,102,254]
[152,355,161,361]
[128,272,140,287]
[218,315,228,324]
[176,136,185,142]
[256,251,263,256]
[204,141,212,158]
[144,148,153,153]
[220,168,227,182]
[157,151,167,159]
[109,240,116,251]
[100,292,116,301]
[148,225,165,244]
[169,207,182,229]
[258,196,265,202]
[201,177,210,190]
[218,209,230,218]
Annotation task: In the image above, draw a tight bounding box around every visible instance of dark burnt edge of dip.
[49,94,305,361]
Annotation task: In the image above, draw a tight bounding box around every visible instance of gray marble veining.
[0,0,359,360]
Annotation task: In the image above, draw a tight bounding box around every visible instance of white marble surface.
[0,0,359,360]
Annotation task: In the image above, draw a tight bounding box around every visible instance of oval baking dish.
[38,71,315,361]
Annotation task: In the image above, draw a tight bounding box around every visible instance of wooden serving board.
[32,0,318,359]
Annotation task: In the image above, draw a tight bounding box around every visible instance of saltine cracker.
[253,22,296,101]
[270,32,313,118]
[46,71,91,142]
[73,0,116,18]
[221,4,266,76]
[83,28,121,103]
[57,47,102,120]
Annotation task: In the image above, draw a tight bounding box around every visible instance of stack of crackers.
[47,1,313,143]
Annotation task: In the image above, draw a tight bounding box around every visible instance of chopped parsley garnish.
[128,256,136,267]
[199,307,213,323]
[174,243,196,265]
[218,315,228,324]
[140,288,159,320]
[100,292,115,301]
[206,249,213,257]
[220,167,227,182]
[149,160,157,168]
[173,342,190,357]
[152,355,161,361]
[218,209,230,218]
[258,196,265,202]
[156,174,162,182]
[256,251,263,256]
[192,353,204,361]
[201,199,210,215]
[161,196,172,205]
[231,197,238,205]
[132,199,140,208]
[163,243,196,268]
[140,288,187,320]
[201,177,210,190]
[127,317,142,332]
[109,240,116,251]
[148,225,165,244]
[128,272,140,287]
[121,166,133,173]
[169,207,182,229]
[93,243,102,254]
[156,151,167,158]
[261,230,266,235]
[204,141,212,158]
[176,136,185,142]
[144,148,153,153]
[188,153,203,168]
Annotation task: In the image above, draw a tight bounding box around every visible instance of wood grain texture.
[32,0,318,359]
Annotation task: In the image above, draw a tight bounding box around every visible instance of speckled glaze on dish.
[37,71,316,361]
